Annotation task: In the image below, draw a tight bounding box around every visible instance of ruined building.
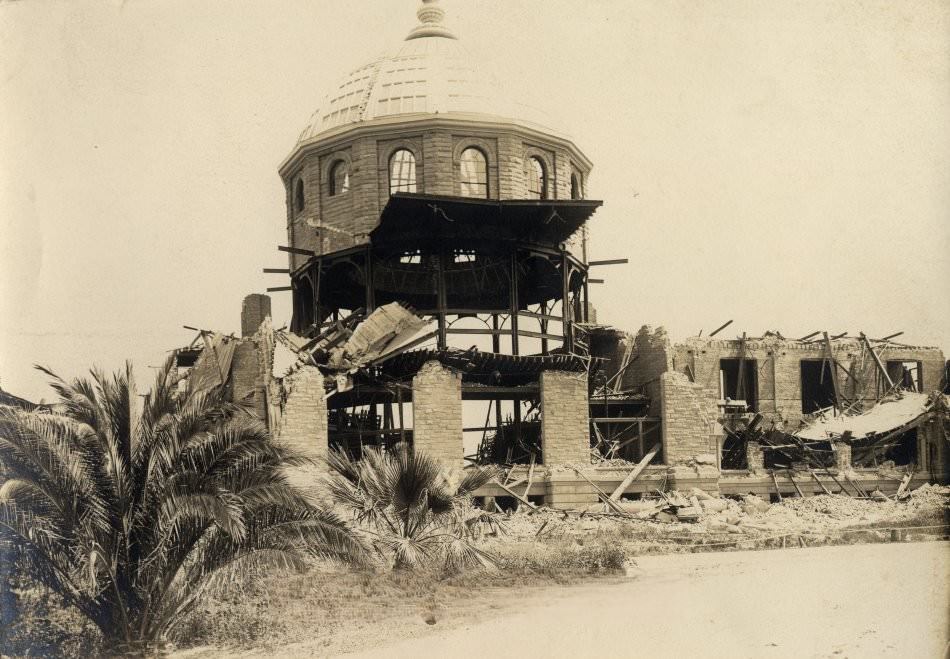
[179,1,949,508]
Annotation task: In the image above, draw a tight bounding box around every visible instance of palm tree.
[326,446,500,572]
[0,357,366,654]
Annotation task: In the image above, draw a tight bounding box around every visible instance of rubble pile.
[493,484,950,543]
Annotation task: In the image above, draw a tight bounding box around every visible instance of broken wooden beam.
[708,320,733,337]
[571,467,631,516]
[491,480,540,513]
[770,470,784,502]
[860,332,894,389]
[609,443,660,501]
[809,469,832,495]
[277,245,316,256]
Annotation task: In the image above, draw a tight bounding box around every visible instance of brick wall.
[673,336,946,429]
[540,370,590,465]
[227,340,267,420]
[275,366,328,488]
[241,294,271,338]
[623,325,673,391]
[660,371,718,465]
[411,361,464,466]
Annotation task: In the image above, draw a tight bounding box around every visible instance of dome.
[295,1,560,146]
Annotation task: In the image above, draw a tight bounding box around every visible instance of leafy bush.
[327,446,501,572]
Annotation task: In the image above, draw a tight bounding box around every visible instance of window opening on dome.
[454,250,476,263]
[294,178,305,213]
[459,147,488,198]
[528,157,547,200]
[389,149,417,194]
[329,160,349,196]
[571,171,583,200]
[399,250,422,265]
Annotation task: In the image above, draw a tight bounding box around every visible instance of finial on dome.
[405,0,458,40]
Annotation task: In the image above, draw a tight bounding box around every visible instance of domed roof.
[295,1,560,146]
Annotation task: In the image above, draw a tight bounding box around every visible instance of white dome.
[295,2,560,145]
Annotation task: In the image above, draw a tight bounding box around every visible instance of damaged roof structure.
[173,1,950,510]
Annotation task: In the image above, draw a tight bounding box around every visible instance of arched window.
[389,149,417,194]
[459,147,488,198]
[570,172,582,200]
[528,157,547,199]
[294,178,305,213]
[328,160,349,196]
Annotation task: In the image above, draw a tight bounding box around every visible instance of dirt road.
[343,541,949,658]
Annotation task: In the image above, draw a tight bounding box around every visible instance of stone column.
[746,441,765,473]
[412,361,464,467]
[833,441,852,471]
[540,370,590,466]
[276,366,328,491]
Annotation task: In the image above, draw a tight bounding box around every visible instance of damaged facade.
[177,1,950,510]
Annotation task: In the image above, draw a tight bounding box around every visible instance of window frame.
[293,178,305,213]
[328,160,349,197]
[458,146,489,199]
[528,156,547,200]
[388,148,417,195]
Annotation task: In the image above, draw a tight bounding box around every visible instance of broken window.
[328,160,349,196]
[852,428,918,467]
[719,358,758,412]
[800,359,837,414]
[886,360,922,392]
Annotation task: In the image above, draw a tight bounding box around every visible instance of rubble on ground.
[493,484,950,543]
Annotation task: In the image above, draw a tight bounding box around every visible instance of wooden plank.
[588,258,629,266]
[788,469,806,497]
[266,286,293,292]
[708,320,733,337]
[895,469,914,497]
[822,332,842,412]
[770,470,784,502]
[262,268,290,273]
[570,468,630,516]
[609,443,660,501]
[860,332,894,389]
[491,480,540,512]
[277,245,316,256]
[809,469,832,495]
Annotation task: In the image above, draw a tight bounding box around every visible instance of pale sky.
[2,0,948,401]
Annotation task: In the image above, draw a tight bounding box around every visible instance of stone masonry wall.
[540,370,591,465]
[674,337,946,430]
[282,122,593,267]
[660,371,718,465]
[275,366,328,489]
[622,325,674,391]
[227,340,267,420]
[412,361,464,466]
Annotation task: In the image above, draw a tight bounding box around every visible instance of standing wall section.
[412,361,464,467]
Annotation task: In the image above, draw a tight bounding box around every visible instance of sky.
[1,0,948,402]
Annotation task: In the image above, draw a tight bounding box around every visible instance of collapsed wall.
[176,299,950,509]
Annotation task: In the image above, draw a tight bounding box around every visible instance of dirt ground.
[339,541,950,659]
[169,487,949,658]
